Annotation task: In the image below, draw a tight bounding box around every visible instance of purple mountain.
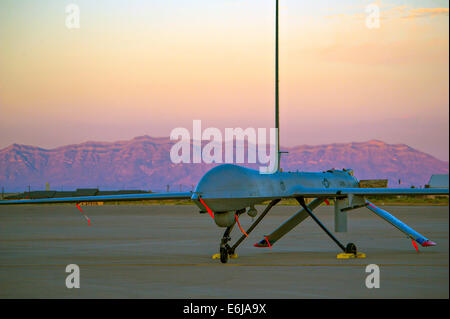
[0,136,447,191]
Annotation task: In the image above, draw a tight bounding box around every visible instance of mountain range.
[0,136,447,192]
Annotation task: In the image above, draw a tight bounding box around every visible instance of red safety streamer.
[198,197,214,219]
[324,199,330,206]
[76,203,91,226]
[411,239,419,253]
[235,214,248,237]
[264,236,272,251]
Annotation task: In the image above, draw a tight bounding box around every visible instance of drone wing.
[0,192,192,205]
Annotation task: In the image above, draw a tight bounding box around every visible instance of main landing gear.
[296,197,365,259]
[345,242,357,254]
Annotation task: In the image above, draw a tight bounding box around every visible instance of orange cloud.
[405,8,449,19]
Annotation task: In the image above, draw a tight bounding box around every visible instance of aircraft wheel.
[345,243,357,254]
[220,247,228,264]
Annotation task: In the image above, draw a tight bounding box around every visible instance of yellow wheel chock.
[212,253,238,260]
[337,252,366,259]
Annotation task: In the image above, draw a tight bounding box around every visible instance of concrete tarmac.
[0,204,448,298]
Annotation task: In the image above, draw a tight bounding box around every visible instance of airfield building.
[425,174,449,189]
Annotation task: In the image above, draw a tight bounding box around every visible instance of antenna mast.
[275,0,280,171]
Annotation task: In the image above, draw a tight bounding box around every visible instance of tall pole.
[275,0,280,171]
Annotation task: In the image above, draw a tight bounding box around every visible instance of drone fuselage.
[192,164,359,213]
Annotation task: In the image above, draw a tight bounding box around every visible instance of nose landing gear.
[212,224,238,263]
[219,247,229,263]
[212,201,280,263]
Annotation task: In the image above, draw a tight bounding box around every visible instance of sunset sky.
[0,0,448,160]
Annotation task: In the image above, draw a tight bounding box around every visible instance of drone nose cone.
[421,240,437,247]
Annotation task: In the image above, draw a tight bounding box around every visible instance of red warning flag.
[76,203,91,226]
[411,239,419,253]
[264,236,272,251]
[235,214,248,237]
[198,197,215,219]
